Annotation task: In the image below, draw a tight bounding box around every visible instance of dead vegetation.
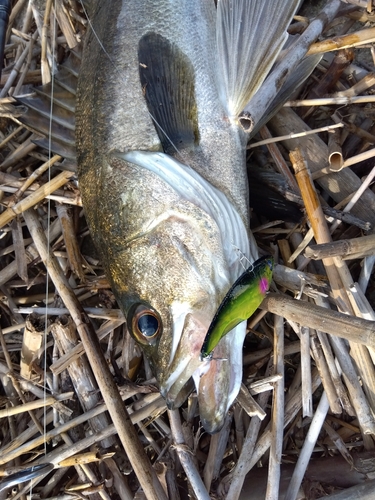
[1,1,375,499]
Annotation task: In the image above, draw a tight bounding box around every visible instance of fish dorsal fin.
[216,0,300,119]
[138,32,199,155]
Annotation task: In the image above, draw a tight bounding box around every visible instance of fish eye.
[129,304,162,345]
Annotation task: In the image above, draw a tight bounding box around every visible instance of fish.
[74,0,300,433]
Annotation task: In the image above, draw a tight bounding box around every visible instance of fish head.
[92,151,257,433]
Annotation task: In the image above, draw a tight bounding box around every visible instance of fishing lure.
[201,255,274,359]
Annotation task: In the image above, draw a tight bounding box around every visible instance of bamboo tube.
[305,234,375,260]
[249,123,343,149]
[269,108,375,228]
[310,333,342,414]
[284,392,330,500]
[307,27,375,56]
[289,148,351,313]
[0,394,72,418]
[285,95,375,106]
[260,293,375,349]
[328,129,343,171]
[265,315,284,500]
[168,410,210,500]
[0,170,73,228]
[300,325,313,417]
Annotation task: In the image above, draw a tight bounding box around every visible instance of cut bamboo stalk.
[328,129,343,171]
[289,148,351,313]
[50,316,114,446]
[249,123,343,149]
[284,392,330,500]
[300,325,313,418]
[305,234,375,260]
[0,394,72,418]
[203,413,232,491]
[310,333,341,414]
[271,110,375,227]
[20,313,44,379]
[285,95,375,106]
[0,170,73,228]
[168,410,210,500]
[265,315,284,500]
[307,27,375,55]
[260,293,375,349]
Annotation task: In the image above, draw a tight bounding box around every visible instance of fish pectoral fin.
[216,0,300,118]
[138,32,199,155]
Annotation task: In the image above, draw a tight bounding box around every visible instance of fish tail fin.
[216,0,299,119]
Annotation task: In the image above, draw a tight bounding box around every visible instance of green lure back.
[201,255,274,359]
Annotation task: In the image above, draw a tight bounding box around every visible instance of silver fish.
[76,0,299,433]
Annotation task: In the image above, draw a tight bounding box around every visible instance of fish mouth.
[159,310,246,433]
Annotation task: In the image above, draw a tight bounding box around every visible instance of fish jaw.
[159,313,247,434]
[197,323,246,434]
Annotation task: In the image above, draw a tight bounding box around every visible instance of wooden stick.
[307,27,375,55]
[0,170,73,229]
[168,409,210,500]
[305,234,375,260]
[22,208,167,500]
[284,392,330,500]
[0,394,72,417]
[248,123,343,149]
[260,293,375,349]
[290,148,351,313]
[265,315,284,500]
[310,333,342,414]
[300,325,313,417]
[285,95,375,106]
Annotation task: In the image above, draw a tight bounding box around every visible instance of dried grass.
[1,1,375,499]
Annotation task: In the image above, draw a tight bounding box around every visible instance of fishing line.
[78,0,183,160]
[44,0,56,456]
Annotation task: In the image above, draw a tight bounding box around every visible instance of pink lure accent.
[259,277,269,295]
